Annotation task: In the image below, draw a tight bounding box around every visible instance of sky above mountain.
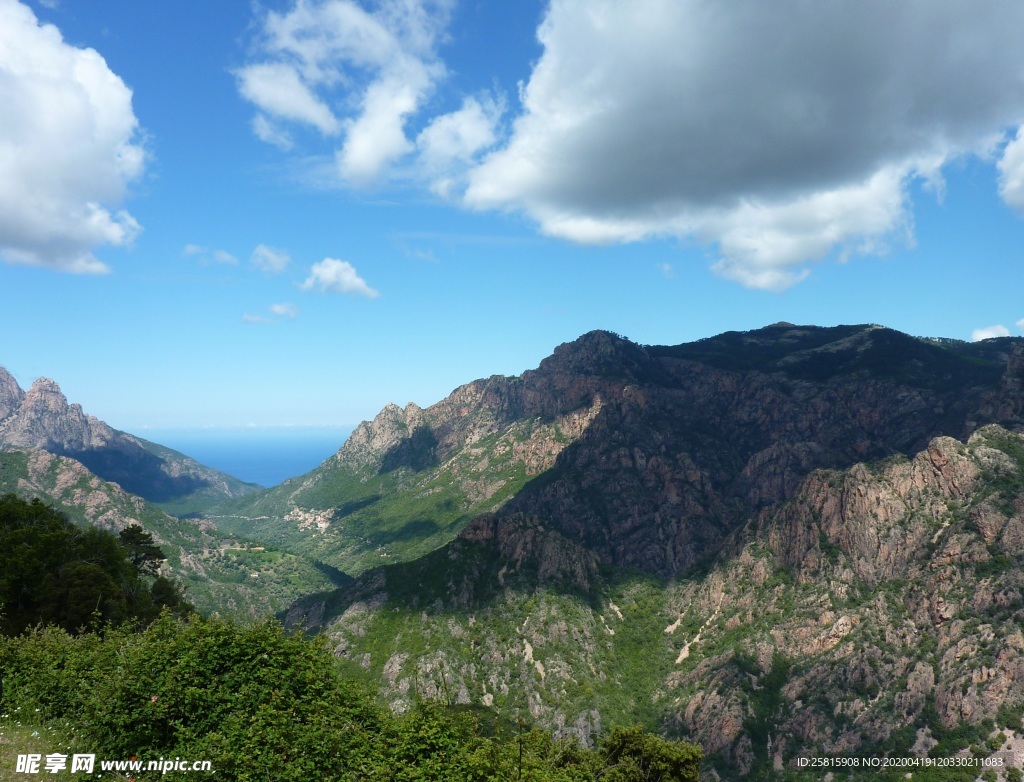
[1,0,1023,429]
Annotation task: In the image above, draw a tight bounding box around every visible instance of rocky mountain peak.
[335,400,430,471]
[0,366,24,420]
[0,365,258,511]
[0,374,95,452]
[538,330,653,380]
[24,376,70,409]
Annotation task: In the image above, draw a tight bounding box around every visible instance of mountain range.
[235,323,1024,776]
[214,324,1023,578]
[4,323,1024,778]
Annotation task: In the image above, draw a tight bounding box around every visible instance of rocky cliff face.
[0,368,259,513]
[662,425,1024,773]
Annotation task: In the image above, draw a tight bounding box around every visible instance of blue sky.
[1,0,1023,431]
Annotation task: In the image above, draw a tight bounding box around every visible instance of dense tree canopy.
[0,493,190,635]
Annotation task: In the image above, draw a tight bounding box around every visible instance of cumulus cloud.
[1017,318,1024,331]
[972,325,1011,342]
[237,0,455,183]
[0,0,145,273]
[251,244,291,273]
[300,257,379,298]
[705,168,910,290]
[461,0,1024,289]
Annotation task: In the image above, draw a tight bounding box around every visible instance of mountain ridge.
[0,367,261,514]
[214,323,1023,581]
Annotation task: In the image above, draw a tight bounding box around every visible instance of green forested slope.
[0,449,347,618]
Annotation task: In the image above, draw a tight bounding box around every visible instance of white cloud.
[251,244,291,273]
[417,96,502,169]
[269,302,298,319]
[242,313,274,324]
[0,0,145,273]
[184,244,238,265]
[417,95,503,195]
[337,72,425,182]
[237,62,341,136]
[1017,318,1024,331]
[300,257,379,298]
[462,0,1024,289]
[706,168,910,290]
[238,0,453,183]
[243,302,299,324]
[972,325,1011,342]
[998,126,1024,210]
[252,115,294,150]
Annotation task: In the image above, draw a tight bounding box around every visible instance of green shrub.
[2,614,385,780]
[600,725,702,782]
[986,731,1006,751]
[1,614,704,781]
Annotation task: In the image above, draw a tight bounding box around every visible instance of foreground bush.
[0,614,701,781]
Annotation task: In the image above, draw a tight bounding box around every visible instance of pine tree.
[118,524,165,576]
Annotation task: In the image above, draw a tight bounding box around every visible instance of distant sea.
[140,427,354,488]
